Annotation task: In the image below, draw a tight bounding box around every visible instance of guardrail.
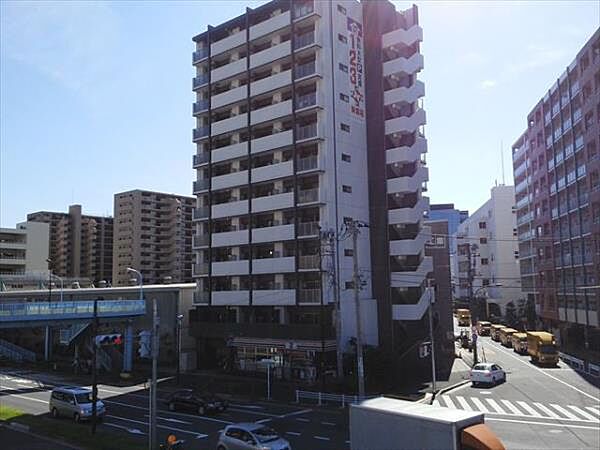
[0,300,145,322]
[295,390,378,407]
[559,352,599,378]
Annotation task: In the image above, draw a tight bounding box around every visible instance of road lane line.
[441,396,456,409]
[500,400,522,415]
[314,436,330,441]
[585,407,600,416]
[470,397,490,413]
[106,415,208,438]
[486,417,600,430]
[227,407,277,417]
[516,401,539,416]
[103,400,233,424]
[549,404,580,420]
[481,340,599,402]
[286,432,301,436]
[455,396,473,411]
[566,405,598,422]
[296,418,310,422]
[534,402,560,419]
[485,399,506,414]
[3,392,48,404]
[104,422,146,435]
[321,421,336,426]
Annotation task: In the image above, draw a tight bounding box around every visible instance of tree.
[505,301,517,327]
[525,297,537,329]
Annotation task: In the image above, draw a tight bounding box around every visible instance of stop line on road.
[435,395,600,424]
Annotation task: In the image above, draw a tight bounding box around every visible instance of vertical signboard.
[347,17,365,120]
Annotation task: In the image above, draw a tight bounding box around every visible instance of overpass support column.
[123,321,133,372]
[44,326,52,361]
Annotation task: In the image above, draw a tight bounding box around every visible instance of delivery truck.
[477,321,492,336]
[456,309,471,327]
[511,332,528,354]
[499,327,518,347]
[527,331,559,366]
[490,324,504,342]
[350,397,505,450]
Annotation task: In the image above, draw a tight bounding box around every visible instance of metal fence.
[0,300,145,322]
[295,390,378,407]
[559,352,600,378]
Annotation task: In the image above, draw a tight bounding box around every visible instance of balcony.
[193,74,209,91]
[212,169,248,191]
[388,197,429,225]
[193,99,209,115]
[383,53,424,77]
[252,256,295,274]
[251,160,293,183]
[213,86,246,110]
[249,10,291,41]
[193,263,209,276]
[389,232,428,256]
[386,137,427,165]
[575,135,584,150]
[252,191,294,213]
[386,166,429,194]
[384,80,425,107]
[193,152,209,167]
[298,254,320,270]
[298,288,320,303]
[295,61,317,80]
[211,58,247,84]
[193,207,209,220]
[297,188,319,204]
[297,221,320,237]
[212,199,249,219]
[296,92,318,110]
[212,259,249,276]
[193,291,209,305]
[250,41,291,70]
[293,2,318,20]
[211,113,247,136]
[382,25,423,49]
[251,129,294,154]
[193,126,209,141]
[252,223,295,244]
[296,155,319,172]
[294,31,317,50]
[385,108,426,134]
[251,100,292,126]
[212,229,249,247]
[296,122,318,141]
[212,141,248,164]
[210,29,245,58]
[253,289,296,306]
[193,179,209,193]
[192,234,209,248]
[390,256,433,287]
[250,70,292,97]
[192,47,209,64]
[212,290,250,306]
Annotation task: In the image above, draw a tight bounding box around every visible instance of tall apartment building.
[0,222,49,278]
[27,205,113,283]
[113,190,195,286]
[190,0,431,379]
[454,186,523,319]
[512,29,599,350]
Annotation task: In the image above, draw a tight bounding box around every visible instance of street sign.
[472,333,478,342]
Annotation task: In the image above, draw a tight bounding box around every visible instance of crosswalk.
[435,395,600,424]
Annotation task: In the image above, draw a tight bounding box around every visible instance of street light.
[176,314,184,385]
[126,267,143,300]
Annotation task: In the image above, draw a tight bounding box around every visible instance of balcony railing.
[297,221,320,237]
[193,291,209,304]
[193,74,209,89]
[295,61,316,79]
[294,31,315,49]
[296,92,317,109]
[193,234,210,247]
[193,48,209,64]
[296,155,318,172]
[193,152,209,166]
[296,122,317,140]
[193,207,209,220]
[193,126,209,141]
[193,179,209,192]
[293,2,314,19]
[298,288,321,303]
[575,135,584,150]
[297,188,319,204]
[193,99,209,114]
[298,254,320,269]
[193,263,209,276]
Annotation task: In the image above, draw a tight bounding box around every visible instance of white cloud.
[480,79,497,89]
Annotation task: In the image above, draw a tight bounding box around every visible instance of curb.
[430,379,471,404]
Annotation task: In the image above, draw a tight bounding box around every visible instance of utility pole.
[323,229,343,380]
[91,298,98,435]
[427,283,437,393]
[349,220,365,398]
[149,299,159,450]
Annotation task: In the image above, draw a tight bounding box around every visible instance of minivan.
[49,386,105,422]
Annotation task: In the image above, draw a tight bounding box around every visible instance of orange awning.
[461,423,506,450]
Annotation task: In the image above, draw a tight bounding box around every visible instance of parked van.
[511,333,528,354]
[477,321,492,336]
[499,328,518,347]
[49,386,105,422]
[490,324,504,342]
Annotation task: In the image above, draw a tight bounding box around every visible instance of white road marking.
[471,397,490,413]
[314,436,330,441]
[321,421,336,426]
[3,392,48,404]
[481,340,600,402]
[534,402,560,419]
[517,401,539,416]
[296,418,310,422]
[487,417,600,430]
[500,399,522,415]
[286,431,301,436]
[143,414,191,424]
[227,407,276,417]
[455,396,473,411]
[550,404,580,420]
[485,399,506,414]
[479,391,492,395]
[441,396,456,409]
[106,415,208,438]
[103,400,233,425]
[549,429,563,433]
[566,405,598,422]
[104,422,146,435]
[585,407,600,416]
[230,403,264,410]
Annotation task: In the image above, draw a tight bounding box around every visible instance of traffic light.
[95,334,123,346]
[138,330,152,359]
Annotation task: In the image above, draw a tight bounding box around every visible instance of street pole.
[267,362,271,400]
[91,298,98,435]
[427,285,437,393]
[150,299,159,450]
[176,314,183,385]
[326,231,344,380]
[350,222,365,398]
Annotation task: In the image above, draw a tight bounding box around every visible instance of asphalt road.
[437,321,600,450]
[0,368,349,449]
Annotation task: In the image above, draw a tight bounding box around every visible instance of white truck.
[350,397,505,450]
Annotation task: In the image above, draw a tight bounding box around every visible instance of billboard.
[347,17,365,120]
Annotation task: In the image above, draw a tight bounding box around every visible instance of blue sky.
[1,0,598,226]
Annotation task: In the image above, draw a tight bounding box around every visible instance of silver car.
[49,386,105,422]
[217,423,291,450]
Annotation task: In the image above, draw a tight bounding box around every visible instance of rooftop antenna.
[500,139,506,186]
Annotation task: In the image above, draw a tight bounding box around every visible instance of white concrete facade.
[0,222,49,276]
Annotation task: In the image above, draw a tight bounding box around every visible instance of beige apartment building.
[27,205,113,283]
[112,190,194,286]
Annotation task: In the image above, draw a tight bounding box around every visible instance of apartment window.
[339,63,348,73]
[479,237,487,244]
[342,185,352,193]
[341,123,350,132]
[481,258,489,265]
[341,153,352,162]
[345,281,355,289]
[337,4,347,14]
[339,93,349,103]
[344,249,354,257]
[338,34,348,44]
[478,222,486,229]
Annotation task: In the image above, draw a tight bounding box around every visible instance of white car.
[470,363,506,387]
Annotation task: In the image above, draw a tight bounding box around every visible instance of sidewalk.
[0,423,80,450]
